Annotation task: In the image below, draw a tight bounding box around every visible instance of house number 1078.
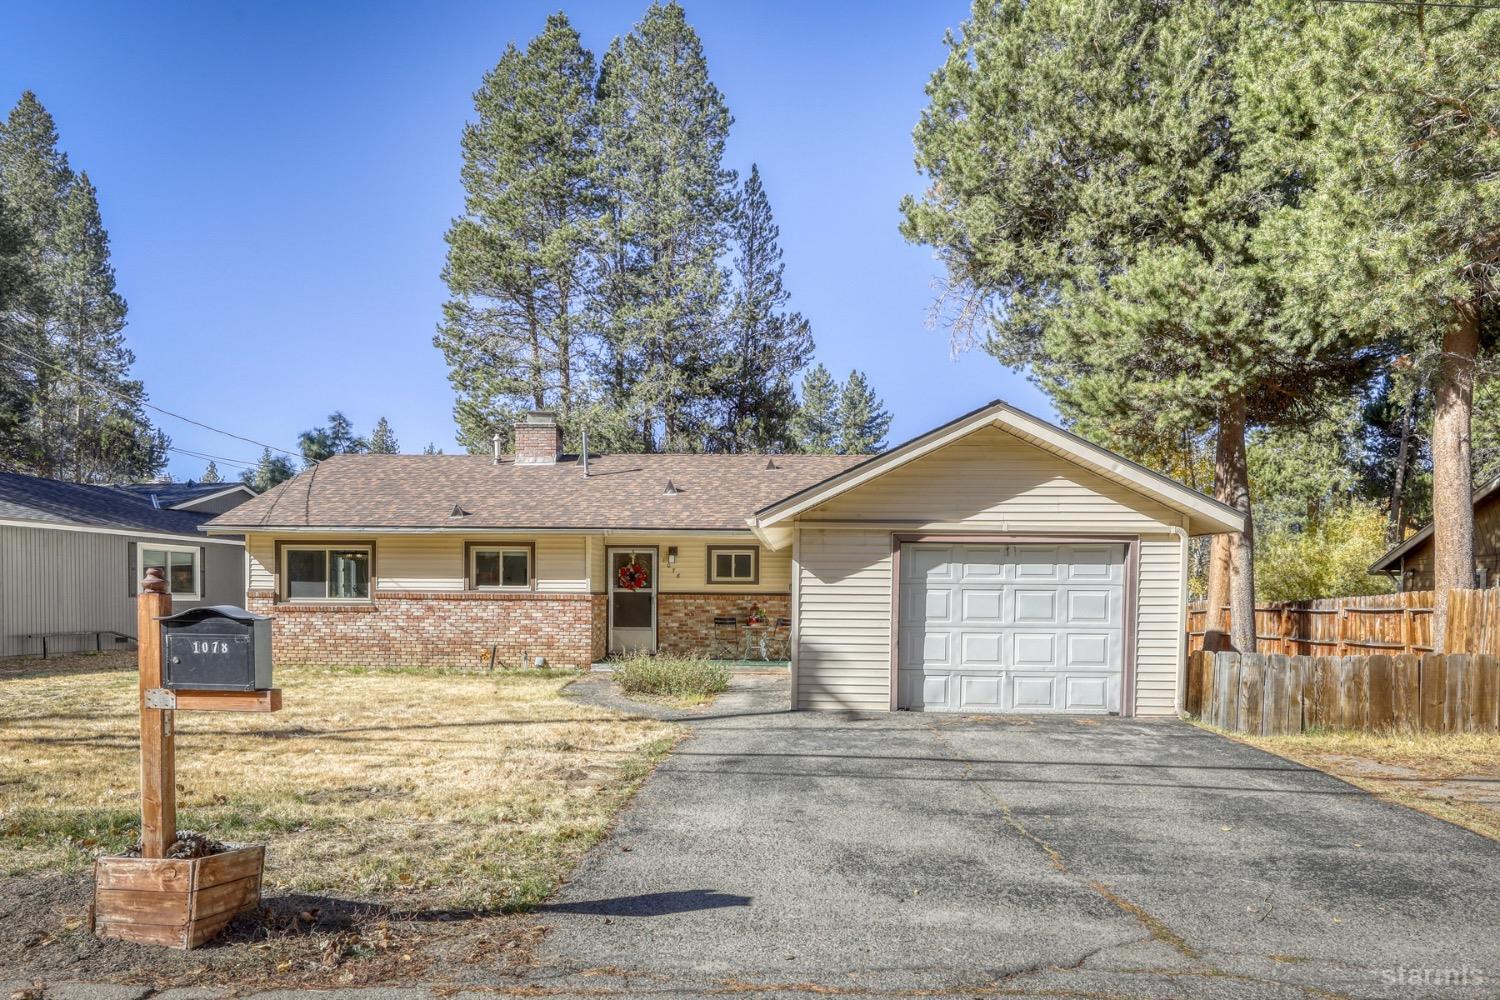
[190,640,230,655]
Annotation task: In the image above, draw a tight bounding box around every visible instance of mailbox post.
[93,569,283,949]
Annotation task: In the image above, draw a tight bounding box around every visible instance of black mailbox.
[158,606,273,691]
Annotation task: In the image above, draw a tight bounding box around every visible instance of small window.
[139,544,201,600]
[708,546,758,584]
[282,546,371,601]
[471,546,531,590]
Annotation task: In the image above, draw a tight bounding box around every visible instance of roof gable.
[0,471,221,538]
[1369,476,1500,574]
[750,400,1244,538]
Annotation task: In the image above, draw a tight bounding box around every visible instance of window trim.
[464,541,536,591]
[136,542,202,601]
[706,545,759,585]
[276,541,376,603]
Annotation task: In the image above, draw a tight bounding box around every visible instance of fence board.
[1421,654,1450,732]
[1391,654,1421,733]
[1365,655,1395,730]
[1475,655,1500,734]
[1240,654,1264,736]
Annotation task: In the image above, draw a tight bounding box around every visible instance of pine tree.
[423,442,444,455]
[0,188,38,469]
[0,91,165,482]
[1249,3,1500,644]
[298,411,367,465]
[437,13,601,455]
[792,364,840,454]
[715,165,814,452]
[594,1,736,452]
[900,1,1385,651]
[368,416,399,454]
[200,460,222,483]
[837,370,891,455]
[240,448,296,491]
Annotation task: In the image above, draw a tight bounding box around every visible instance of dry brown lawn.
[1231,727,1500,842]
[0,652,676,911]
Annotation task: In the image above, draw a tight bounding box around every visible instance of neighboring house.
[1369,477,1500,591]
[0,473,255,658]
[204,404,1242,715]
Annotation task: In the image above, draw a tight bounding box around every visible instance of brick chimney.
[514,410,564,465]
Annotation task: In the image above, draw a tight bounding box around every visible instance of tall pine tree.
[437,13,601,454]
[0,91,165,482]
[593,2,736,452]
[368,416,399,454]
[199,460,221,483]
[298,411,367,465]
[714,164,813,452]
[792,364,840,454]
[240,448,296,491]
[837,369,891,454]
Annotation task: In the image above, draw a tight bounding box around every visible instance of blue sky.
[3,1,1051,480]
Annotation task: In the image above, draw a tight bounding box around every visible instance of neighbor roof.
[117,481,256,510]
[0,471,231,537]
[203,453,867,533]
[1369,476,1500,574]
[750,399,1246,538]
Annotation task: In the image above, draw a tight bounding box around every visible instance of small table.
[741,623,773,661]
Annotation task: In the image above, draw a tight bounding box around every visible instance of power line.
[1313,0,1500,10]
[167,445,259,470]
[0,339,306,461]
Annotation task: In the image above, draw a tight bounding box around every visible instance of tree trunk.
[1431,295,1480,651]
[1213,396,1256,653]
[1387,383,1418,546]
[1204,534,1231,652]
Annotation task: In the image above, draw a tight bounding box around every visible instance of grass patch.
[0,652,676,910]
[1227,725,1500,842]
[612,654,731,705]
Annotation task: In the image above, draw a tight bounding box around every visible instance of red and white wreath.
[616,560,649,591]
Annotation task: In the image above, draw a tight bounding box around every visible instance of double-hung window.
[138,543,201,600]
[470,545,532,590]
[707,546,758,584]
[282,545,372,601]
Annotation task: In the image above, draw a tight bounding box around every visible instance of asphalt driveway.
[537,673,1500,999]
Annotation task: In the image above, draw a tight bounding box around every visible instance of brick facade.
[246,589,788,667]
[247,589,597,669]
[655,593,792,657]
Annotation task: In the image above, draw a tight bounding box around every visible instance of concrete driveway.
[537,674,1500,999]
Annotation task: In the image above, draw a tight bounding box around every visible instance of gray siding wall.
[1,524,245,658]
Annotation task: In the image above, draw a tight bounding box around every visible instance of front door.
[608,547,656,655]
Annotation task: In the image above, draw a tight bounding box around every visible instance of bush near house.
[612,655,731,704]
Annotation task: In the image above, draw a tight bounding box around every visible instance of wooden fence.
[1185,588,1500,658]
[1186,650,1500,736]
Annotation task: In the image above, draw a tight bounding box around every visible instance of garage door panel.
[960,588,1003,621]
[960,631,1003,664]
[958,674,1003,709]
[897,542,1124,714]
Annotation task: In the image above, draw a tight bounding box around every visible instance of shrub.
[612,655,730,701]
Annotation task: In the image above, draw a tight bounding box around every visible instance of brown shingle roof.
[204,453,867,532]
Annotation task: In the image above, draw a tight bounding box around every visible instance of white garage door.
[897,542,1126,713]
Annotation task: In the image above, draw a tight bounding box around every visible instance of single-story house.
[0,473,255,658]
[1370,477,1500,591]
[203,403,1242,715]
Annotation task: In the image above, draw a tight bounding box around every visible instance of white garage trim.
[889,533,1139,716]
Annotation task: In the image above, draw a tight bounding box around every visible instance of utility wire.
[1313,0,1500,10]
[0,338,306,462]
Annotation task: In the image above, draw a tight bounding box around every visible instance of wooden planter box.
[92,844,264,949]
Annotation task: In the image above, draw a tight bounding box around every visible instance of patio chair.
[765,617,792,661]
[710,616,740,660]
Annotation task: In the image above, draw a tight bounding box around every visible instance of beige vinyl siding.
[585,535,791,594]
[246,533,588,594]
[795,526,893,711]
[1134,535,1184,717]
[804,425,1177,531]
